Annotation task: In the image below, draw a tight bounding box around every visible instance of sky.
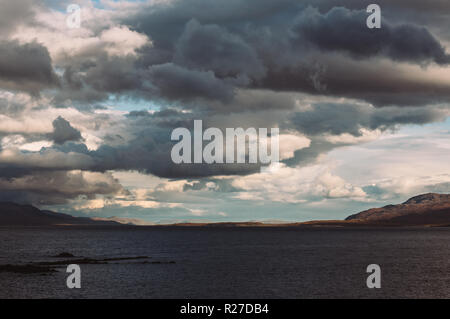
[0,0,449,224]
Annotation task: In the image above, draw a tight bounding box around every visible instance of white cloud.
[323,128,382,145]
[232,163,366,204]
[279,134,311,160]
[99,26,151,56]
[19,141,53,152]
[73,197,182,210]
[189,209,207,216]
[11,4,151,63]
[0,148,94,169]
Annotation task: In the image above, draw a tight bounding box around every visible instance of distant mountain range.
[91,216,156,226]
[0,193,449,227]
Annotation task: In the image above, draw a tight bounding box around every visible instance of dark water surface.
[0,226,449,299]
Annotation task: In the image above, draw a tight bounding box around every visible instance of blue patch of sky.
[91,0,146,9]
[102,95,161,112]
[395,116,450,136]
[45,0,145,12]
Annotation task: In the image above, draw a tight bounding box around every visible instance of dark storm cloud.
[31,0,449,108]
[83,55,141,93]
[88,110,262,178]
[0,170,124,205]
[0,0,37,36]
[283,138,337,168]
[174,19,266,79]
[308,0,450,17]
[0,95,27,116]
[289,103,448,136]
[48,116,83,145]
[53,54,139,104]
[116,0,450,107]
[0,147,95,179]
[0,40,59,95]
[145,63,235,102]
[259,53,450,107]
[313,0,450,35]
[126,0,450,68]
[291,7,450,65]
[124,0,299,49]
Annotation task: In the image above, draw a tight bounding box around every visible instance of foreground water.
[0,226,449,299]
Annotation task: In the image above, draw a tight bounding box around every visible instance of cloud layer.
[0,0,448,221]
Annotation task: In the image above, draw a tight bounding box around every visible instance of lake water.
[0,226,449,299]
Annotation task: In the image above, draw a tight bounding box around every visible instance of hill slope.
[0,202,120,226]
[345,193,450,225]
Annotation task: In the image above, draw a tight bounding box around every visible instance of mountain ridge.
[0,202,121,226]
[345,193,450,225]
[1,193,449,227]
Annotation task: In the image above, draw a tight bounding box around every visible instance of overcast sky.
[0,0,449,223]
